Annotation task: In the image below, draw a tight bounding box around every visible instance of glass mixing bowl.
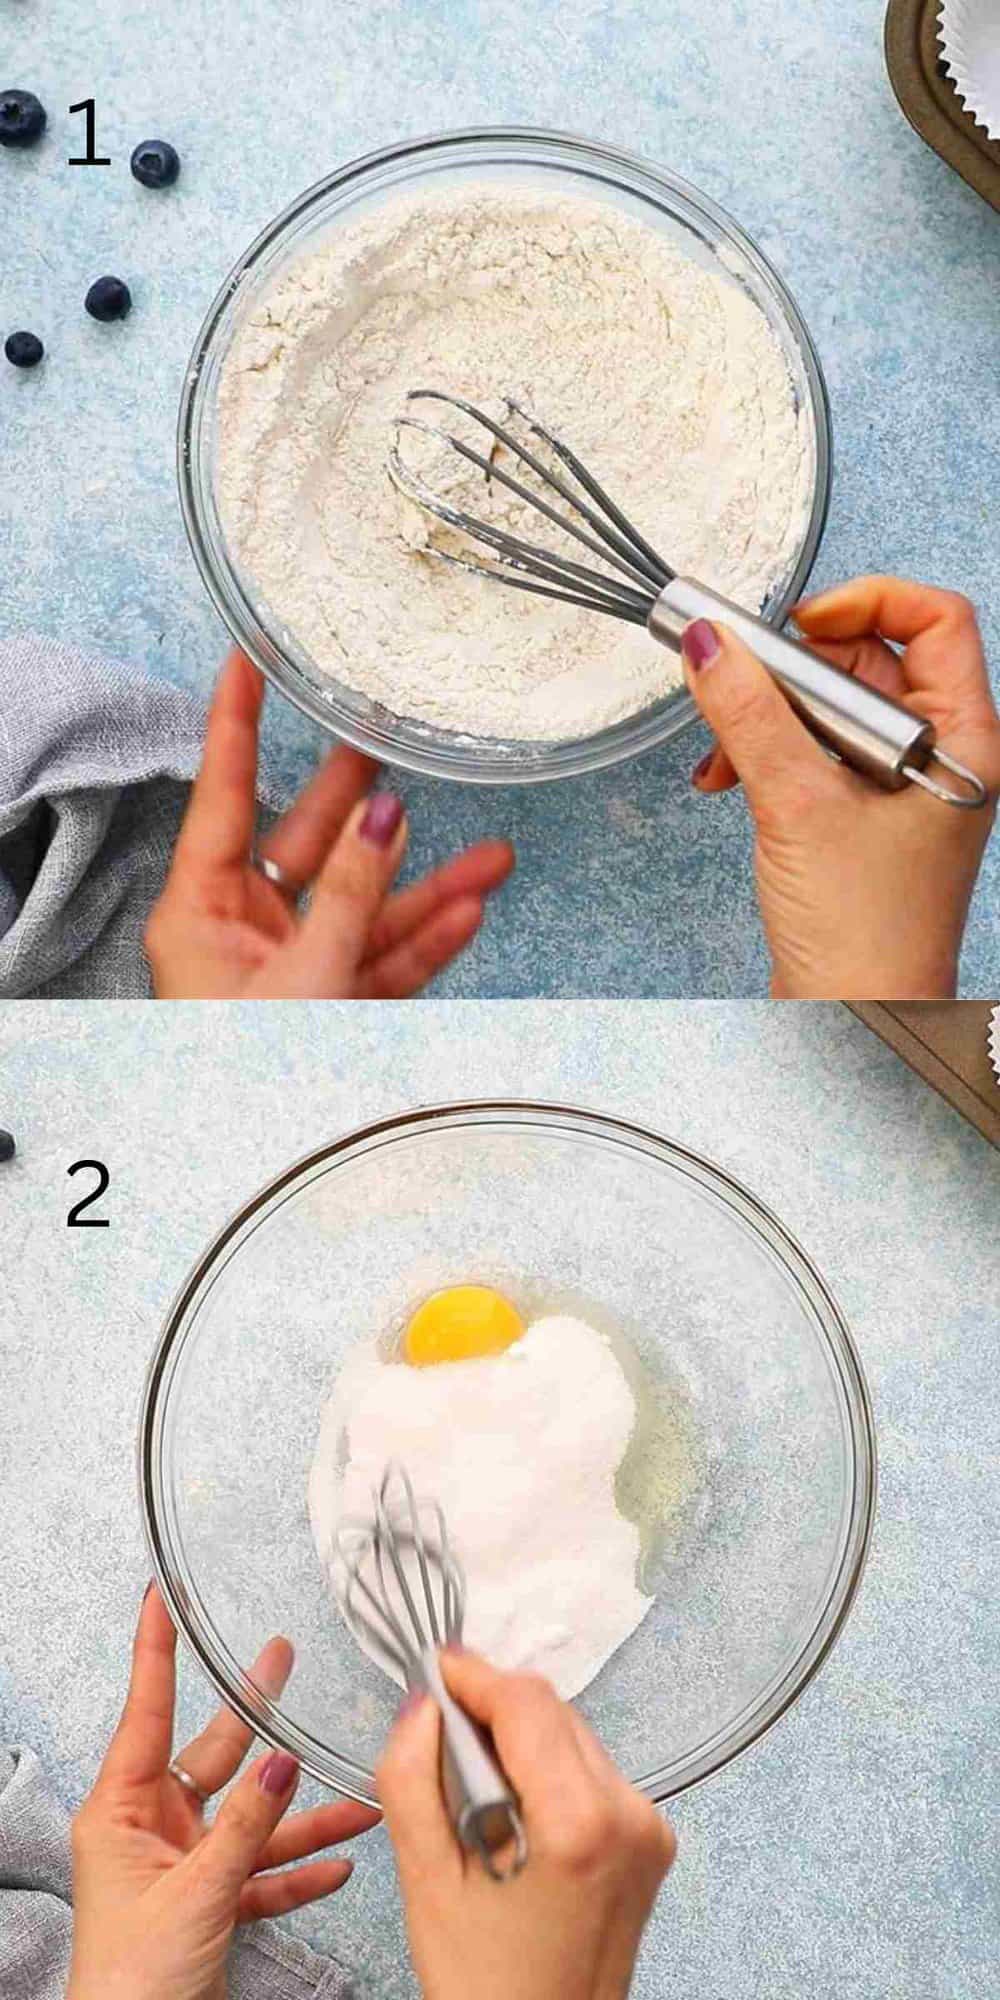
[178,127,831,784]
[140,1101,874,1805]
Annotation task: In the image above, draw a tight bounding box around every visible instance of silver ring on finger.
[251,848,302,900]
[168,1758,212,1806]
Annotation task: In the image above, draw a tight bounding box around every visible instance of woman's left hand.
[69,1584,378,2000]
[145,652,515,998]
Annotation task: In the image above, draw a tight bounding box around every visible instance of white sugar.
[308,1315,655,1699]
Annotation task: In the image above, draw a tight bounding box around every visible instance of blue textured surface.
[1,1001,998,1997]
[2,1,998,994]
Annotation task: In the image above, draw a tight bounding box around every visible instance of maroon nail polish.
[396,1687,427,1723]
[691,752,713,787]
[259,1750,299,1795]
[682,619,720,671]
[360,793,404,848]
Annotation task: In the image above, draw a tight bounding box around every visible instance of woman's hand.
[684,576,1000,998]
[69,1586,378,2000]
[378,1652,675,2000]
[145,653,515,998]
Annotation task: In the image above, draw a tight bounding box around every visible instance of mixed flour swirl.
[218,184,813,742]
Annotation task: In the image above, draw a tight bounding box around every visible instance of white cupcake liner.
[938,0,1000,141]
[988,1006,1000,1089]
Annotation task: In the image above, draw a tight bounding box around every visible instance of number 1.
[68,99,111,166]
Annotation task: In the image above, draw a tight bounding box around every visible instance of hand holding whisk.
[336,1462,527,1880]
[388,392,987,810]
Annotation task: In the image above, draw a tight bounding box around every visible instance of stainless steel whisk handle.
[418,1650,527,1881]
[649,578,988,809]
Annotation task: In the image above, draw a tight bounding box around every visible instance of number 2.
[67,1160,111,1227]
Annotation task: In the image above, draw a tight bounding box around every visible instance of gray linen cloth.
[0,1746,361,1998]
[0,633,282,999]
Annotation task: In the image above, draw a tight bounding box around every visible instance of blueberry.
[130,138,180,189]
[0,1130,15,1163]
[5,329,44,368]
[0,89,47,148]
[85,275,132,323]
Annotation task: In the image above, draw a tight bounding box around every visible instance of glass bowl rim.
[177,124,833,786]
[139,1097,875,1806]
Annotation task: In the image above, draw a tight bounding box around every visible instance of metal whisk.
[388,391,987,809]
[336,1462,527,1880]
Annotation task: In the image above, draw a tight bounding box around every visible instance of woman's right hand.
[683,576,1000,999]
[378,1652,676,2000]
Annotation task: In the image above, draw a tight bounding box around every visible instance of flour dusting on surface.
[308,1314,654,1699]
[218,184,813,742]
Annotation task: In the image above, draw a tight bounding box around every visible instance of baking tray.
[850,1001,1000,1149]
[885,0,1000,210]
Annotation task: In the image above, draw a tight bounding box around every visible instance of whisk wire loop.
[404,391,669,592]
[335,1461,466,1678]
[390,479,654,622]
[503,396,674,586]
[393,415,655,599]
[334,1459,525,1881]
[438,1510,466,1636]
[338,1528,413,1679]
[374,1468,437,1653]
[388,390,675,616]
[430,559,651,623]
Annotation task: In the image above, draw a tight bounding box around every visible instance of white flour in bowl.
[308,1314,654,1699]
[218,184,813,742]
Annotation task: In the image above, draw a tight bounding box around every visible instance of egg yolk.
[404,1285,524,1367]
